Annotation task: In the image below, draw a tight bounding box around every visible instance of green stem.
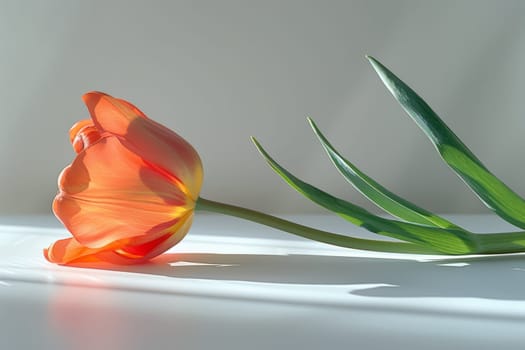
[195,197,440,254]
[473,231,525,254]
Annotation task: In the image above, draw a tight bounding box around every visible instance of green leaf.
[308,117,459,229]
[367,55,525,229]
[252,137,476,254]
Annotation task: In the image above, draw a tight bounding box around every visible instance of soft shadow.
[75,251,525,301]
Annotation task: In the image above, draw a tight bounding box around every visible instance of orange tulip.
[45,92,203,265]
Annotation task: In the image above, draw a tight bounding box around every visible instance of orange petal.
[44,237,108,264]
[116,212,194,261]
[82,91,203,199]
[69,119,104,153]
[115,97,149,119]
[45,214,194,265]
[69,119,94,144]
[54,136,192,248]
[44,236,140,265]
[142,213,194,259]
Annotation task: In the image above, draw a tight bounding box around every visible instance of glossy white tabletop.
[1,214,524,350]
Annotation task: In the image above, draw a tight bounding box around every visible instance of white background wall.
[1,0,525,215]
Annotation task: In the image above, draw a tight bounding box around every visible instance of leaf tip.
[306,116,315,127]
[307,117,320,134]
[250,136,259,147]
[250,136,266,156]
[366,55,382,70]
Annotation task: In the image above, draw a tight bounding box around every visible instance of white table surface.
[1,213,525,350]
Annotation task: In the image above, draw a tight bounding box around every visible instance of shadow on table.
[78,251,525,301]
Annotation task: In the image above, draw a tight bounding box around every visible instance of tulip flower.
[45,92,203,264]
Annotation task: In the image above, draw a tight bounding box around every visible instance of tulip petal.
[69,119,93,144]
[82,92,203,199]
[54,136,193,248]
[70,121,103,154]
[44,236,137,265]
[115,212,194,261]
[44,213,193,265]
[115,97,149,119]
[44,237,112,264]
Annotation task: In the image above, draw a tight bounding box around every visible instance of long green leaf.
[308,117,459,229]
[367,55,525,229]
[252,137,476,254]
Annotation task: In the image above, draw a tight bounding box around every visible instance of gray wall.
[2,0,525,215]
